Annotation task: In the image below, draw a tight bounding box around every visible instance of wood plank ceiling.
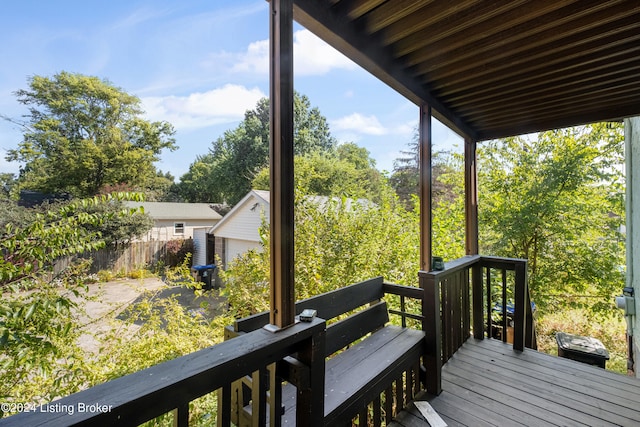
[293,0,640,141]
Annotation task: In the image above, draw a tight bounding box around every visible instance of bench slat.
[281,326,425,425]
[325,301,389,356]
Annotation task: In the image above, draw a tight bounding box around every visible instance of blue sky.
[0,0,462,180]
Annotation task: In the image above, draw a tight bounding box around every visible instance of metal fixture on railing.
[615,286,635,373]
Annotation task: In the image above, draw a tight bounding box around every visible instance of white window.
[174,222,185,235]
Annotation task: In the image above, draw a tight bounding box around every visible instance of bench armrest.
[383,282,424,299]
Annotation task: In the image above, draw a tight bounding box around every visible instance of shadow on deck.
[391,338,640,427]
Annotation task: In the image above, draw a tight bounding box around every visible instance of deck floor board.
[390,338,640,427]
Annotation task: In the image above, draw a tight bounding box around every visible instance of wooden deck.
[391,338,640,427]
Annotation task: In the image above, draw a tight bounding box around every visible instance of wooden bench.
[224,277,426,426]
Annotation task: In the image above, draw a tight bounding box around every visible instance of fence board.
[55,240,186,275]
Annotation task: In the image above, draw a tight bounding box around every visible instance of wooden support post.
[269,0,295,329]
[419,104,433,272]
[420,271,442,395]
[464,138,479,255]
[513,261,527,352]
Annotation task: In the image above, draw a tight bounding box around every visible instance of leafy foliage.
[390,135,466,211]
[5,72,176,198]
[221,187,421,318]
[0,193,145,405]
[478,123,625,313]
[0,197,35,229]
[252,143,386,202]
[177,92,336,205]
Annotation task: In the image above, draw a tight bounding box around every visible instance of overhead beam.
[419,104,433,271]
[269,0,295,329]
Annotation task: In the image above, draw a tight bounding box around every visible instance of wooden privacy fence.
[55,240,187,274]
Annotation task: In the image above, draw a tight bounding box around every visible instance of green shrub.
[97,270,115,282]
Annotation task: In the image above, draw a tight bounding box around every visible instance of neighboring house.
[209,190,372,268]
[209,190,270,267]
[125,201,222,266]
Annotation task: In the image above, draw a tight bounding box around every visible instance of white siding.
[214,196,269,242]
[137,219,219,242]
[192,228,208,266]
[226,239,262,265]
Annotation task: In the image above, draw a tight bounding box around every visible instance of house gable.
[210,190,270,243]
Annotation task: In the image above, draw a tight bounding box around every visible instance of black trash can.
[191,264,216,290]
[556,332,609,368]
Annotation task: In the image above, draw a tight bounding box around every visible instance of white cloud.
[229,29,357,76]
[331,113,388,136]
[141,84,265,130]
[294,29,357,75]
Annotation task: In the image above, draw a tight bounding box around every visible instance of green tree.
[177,92,336,205]
[0,197,35,230]
[221,188,420,318]
[76,199,154,246]
[389,140,419,208]
[390,134,463,210]
[252,143,386,201]
[0,194,145,405]
[478,123,625,313]
[0,173,16,197]
[5,72,176,198]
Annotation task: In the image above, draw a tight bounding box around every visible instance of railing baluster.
[525,287,537,350]
[359,406,368,426]
[173,403,189,427]
[486,267,492,339]
[441,278,449,362]
[373,395,382,427]
[384,386,393,423]
[219,382,232,426]
[465,266,472,341]
[395,376,403,414]
[502,268,508,343]
[256,367,269,426]
[452,272,460,350]
[270,364,282,427]
[400,295,406,328]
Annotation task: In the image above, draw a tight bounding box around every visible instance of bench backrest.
[324,300,388,356]
[235,276,386,333]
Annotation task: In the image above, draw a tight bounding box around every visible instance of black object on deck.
[556,332,610,368]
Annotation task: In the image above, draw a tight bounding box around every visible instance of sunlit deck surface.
[391,338,640,427]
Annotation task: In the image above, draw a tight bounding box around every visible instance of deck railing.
[1,255,533,425]
[0,318,326,427]
[420,255,536,395]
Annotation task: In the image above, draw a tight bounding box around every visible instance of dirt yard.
[74,277,226,353]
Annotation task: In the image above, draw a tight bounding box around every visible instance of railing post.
[295,323,326,426]
[513,261,527,351]
[420,271,442,395]
[472,262,484,340]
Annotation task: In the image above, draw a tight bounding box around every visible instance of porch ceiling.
[293,0,640,141]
